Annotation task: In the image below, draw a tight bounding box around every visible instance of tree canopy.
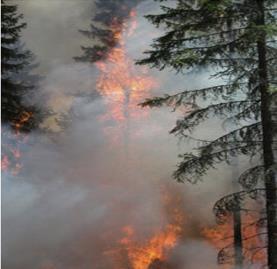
[1,0,42,132]
[138,0,277,267]
[74,0,142,63]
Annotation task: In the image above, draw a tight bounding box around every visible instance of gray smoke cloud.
[14,0,94,73]
[2,1,241,269]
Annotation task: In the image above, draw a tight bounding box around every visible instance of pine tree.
[74,0,142,63]
[137,0,277,268]
[1,0,41,132]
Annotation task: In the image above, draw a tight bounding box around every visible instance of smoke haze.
[2,1,242,269]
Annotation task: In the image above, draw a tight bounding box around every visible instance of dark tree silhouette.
[74,0,142,63]
[137,0,277,268]
[1,0,42,132]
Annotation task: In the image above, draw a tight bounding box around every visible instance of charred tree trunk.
[233,209,243,269]
[256,1,277,268]
[232,159,243,269]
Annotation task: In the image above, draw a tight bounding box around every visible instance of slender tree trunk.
[233,209,243,268]
[232,159,243,269]
[227,16,244,268]
[256,1,277,268]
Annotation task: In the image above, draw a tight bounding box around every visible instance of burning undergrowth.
[2,121,194,269]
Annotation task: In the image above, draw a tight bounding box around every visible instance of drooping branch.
[170,100,258,134]
[140,83,245,108]
[174,143,261,183]
[199,122,262,156]
[239,165,265,190]
[213,189,266,224]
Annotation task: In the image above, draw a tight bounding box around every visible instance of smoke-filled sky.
[2,1,246,269]
[14,0,94,73]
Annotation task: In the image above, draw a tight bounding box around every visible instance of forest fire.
[13,111,33,134]
[92,10,186,267]
[1,111,32,175]
[1,137,23,175]
[104,186,186,269]
[2,1,276,269]
[118,224,178,269]
[95,9,157,142]
[202,211,267,267]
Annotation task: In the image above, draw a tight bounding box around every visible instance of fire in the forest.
[95,9,158,142]
[202,210,267,268]
[1,111,32,175]
[118,224,178,269]
[92,5,188,254]
[13,111,33,134]
[104,186,186,269]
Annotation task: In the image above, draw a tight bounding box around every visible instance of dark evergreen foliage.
[1,0,42,132]
[213,189,267,266]
[138,0,277,267]
[74,0,142,63]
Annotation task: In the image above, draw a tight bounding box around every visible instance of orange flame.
[14,111,33,134]
[95,10,157,142]
[202,212,266,267]
[105,186,185,269]
[120,224,179,269]
[2,111,32,175]
[104,222,181,269]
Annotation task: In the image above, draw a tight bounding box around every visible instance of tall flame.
[104,186,185,269]
[119,224,179,269]
[95,10,157,143]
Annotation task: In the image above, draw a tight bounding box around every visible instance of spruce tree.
[1,0,41,132]
[74,0,142,63]
[137,0,277,268]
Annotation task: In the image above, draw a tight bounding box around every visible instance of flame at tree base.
[104,224,181,269]
[103,186,186,269]
[202,210,267,268]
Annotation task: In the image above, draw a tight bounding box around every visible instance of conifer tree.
[137,1,277,268]
[1,0,41,132]
[74,0,142,63]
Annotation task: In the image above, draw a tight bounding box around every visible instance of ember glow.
[1,111,32,176]
[13,111,33,134]
[1,139,23,175]
[1,111,32,175]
